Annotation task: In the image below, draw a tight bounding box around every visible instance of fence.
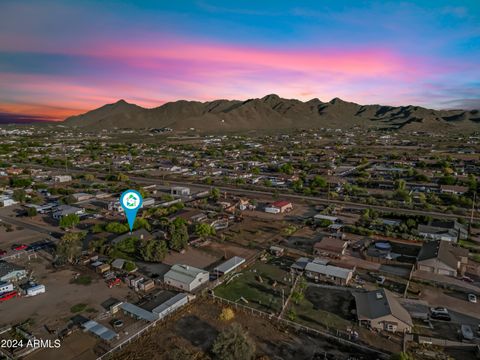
[96,299,195,360]
[210,293,390,359]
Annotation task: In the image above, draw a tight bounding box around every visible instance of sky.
[0,0,479,121]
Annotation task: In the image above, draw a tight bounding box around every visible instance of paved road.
[0,213,54,236]
[21,163,480,221]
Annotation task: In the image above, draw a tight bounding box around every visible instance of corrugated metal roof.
[164,264,208,285]
[120,302,158,322]
[305,262,352,279]
[152,293,188,316]
[213,256,245,274]
[82,320,117,341]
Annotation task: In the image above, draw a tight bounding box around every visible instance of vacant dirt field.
[221,217,285,248]
[162,247,219,268]
[0,254,136,336]
[114,298,385,360]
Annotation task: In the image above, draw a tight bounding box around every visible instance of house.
[418,220,468,242]
[313,237,348,258]
[416,240,468,277]
[52,205,85,220]
[264,201,293,214]
[72,193,93,202]
[0,196,17,207]
[111,229,152,245]
[171,186,190,197]
[169,209,207,224]
[290,257,311,273]
[0,261,27,282]
[440,185,469,195]
[212,256,245,276]
[304,260,354,286]
[142,197,155,207]
[108,200,123,213]
[163,264,209,292]
[353,289,413,333]
[53,175,72,183]
[6,167,23,175]
[269,245,285,256]
[313,214,339,224]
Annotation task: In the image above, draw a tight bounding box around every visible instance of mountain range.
[64,94,480,132]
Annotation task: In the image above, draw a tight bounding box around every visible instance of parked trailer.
[26,284,46,296]
[0,291,17,302]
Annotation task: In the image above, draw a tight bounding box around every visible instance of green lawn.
[214,261,293,314]
[289,296,352,331]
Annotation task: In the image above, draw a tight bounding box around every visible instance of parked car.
[431,307,448,314]
[468,294,477,303]
[461,276,474,283]
[461,324,474,340]
[431,312,451,321]
[11,244,27,251]
[106,278,121,288]
[430,311,451,321]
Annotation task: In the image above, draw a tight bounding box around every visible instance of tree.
[26,207,37,217]
[291,291,304,305]
[169,218,189,251]
[56,232,85,263]
[123,260,137,272]
[133,217,151,231]
[279,163,294,175]
[116,173,129,182]
[394,179,406,191]
[140,239,168,262]
[287,309,297,321]
[210,187,221,201]
[84,174,95,181]
[105,222,129,234]
[390,352,414,360]
[439,175,456,185]
[10,177,32,188]
[311,175,327,188]
[195,223,216,239]
[12,189,27,203]
[59,213,80,229]
[212,323,255,360]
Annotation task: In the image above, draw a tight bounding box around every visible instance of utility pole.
[470,191,477,236]
[64,147,68,174]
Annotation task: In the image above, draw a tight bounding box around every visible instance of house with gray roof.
[52,205,85,220]
[416,240,468,277]
[304,260,354,285]
[164,264,209,292]
[353,289,413,333]
[418,220,467,243]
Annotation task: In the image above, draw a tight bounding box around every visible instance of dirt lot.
[0,254,136,336]
[0,226,42,251]
[114,298,385,360]
[283,227,322,253]
[162,247,219,269]
[221,216,285,248]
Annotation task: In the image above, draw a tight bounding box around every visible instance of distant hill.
[63,94,480,132]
